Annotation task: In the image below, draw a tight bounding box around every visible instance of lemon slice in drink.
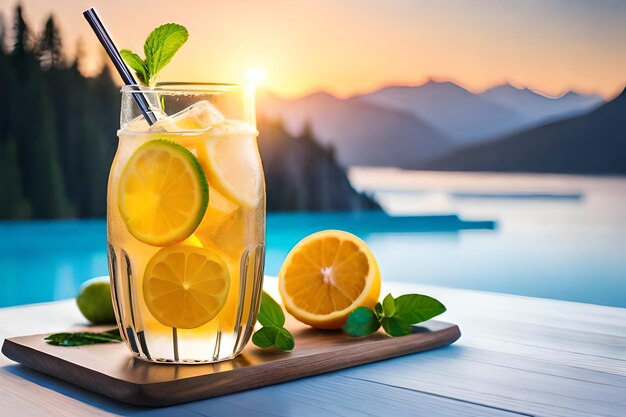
[143,245,230,329]
[196,121,261,207]
[279,230,381,329]
[118,140,209,246]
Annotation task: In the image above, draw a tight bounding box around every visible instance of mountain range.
[481,84,603,127]
[360,81,603,143]
[357,81,522,144]
[420,88,626,175]
[258,90,453,167]
[257,81,603,167]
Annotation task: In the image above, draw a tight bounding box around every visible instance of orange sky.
[2,0,625,98]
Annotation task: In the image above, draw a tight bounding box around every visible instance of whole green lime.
[76,276,116,324]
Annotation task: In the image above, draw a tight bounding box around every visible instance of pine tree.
[42,60,81,217]
[0,36,30,218]
[0,46,14,143]
[38,15,63,69]
[85,65,120,217]
[12,66,68,218]
[11,4,37,81]
[12,4,29,55]
[0,12,7,53]
[0,136,30,218]
[78,107,107,217]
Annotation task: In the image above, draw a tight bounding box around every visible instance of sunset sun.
[246,67,267,85]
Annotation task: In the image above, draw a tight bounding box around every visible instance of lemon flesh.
[196,121,261,208]
[279,230,381,329]
[118,140,209,246]
[143,245,230,329]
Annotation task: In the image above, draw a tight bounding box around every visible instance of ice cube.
[207,119,257,136]
[124,115,150,132]
[191,100,226,126]
[122,109,168,132]
[150,100,225,133]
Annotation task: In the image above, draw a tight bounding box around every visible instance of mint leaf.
[374,302,383,319]
[258,291,285,327]
[144,23,188,85]
[120,49,148,84]
[344,293,446,338]
[382,293,395,317]
[381,317,413,337]
[275,328,296,351]
[252,326,279,348]
[394,294,446,324]
[252,326,295,351]
[45,328,122,346]
[253,292,295,351]
[104,328,121,337]
[120,23,188,86]
[343,306,380,337]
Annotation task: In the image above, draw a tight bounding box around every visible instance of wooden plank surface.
[1,320,459,406]
[1,277,625,416]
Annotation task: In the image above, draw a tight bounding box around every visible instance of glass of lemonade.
[107,83,265,363]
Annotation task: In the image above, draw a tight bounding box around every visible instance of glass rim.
[121,82,253,94]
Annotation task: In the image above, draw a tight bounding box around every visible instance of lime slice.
[118,140,209,246]
[143,245,230,329]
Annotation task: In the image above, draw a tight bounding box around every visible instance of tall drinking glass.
[107,83,265,363]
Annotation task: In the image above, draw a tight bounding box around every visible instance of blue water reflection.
[1,173,625,309]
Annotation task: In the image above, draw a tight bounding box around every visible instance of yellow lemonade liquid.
[107,106,265,363]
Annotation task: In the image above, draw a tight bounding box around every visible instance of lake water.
[0,170,624,308]
[351,169,626,309]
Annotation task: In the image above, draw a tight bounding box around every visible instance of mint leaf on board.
[252,325,295,351]
[120,50,148,84]
[120,23,188,86]
[382,293,395,317]
[251,326,279,349]
[381,317,413,337]
[374,302,383,319]
[257,291,285,327]
[274,327,296,351]
[45,328,122,346]
[343,306,381,337]
[393,294,446,324]
[344,293,446,338]
[144,23,189,85]
[252,292,295,351]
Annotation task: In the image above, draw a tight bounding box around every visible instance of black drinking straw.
[83,8,158,125]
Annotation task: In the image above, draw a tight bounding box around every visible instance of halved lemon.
[118,140,209,246]
[279,230,381,329]
[196,121,261,207]
[143,245,230,329]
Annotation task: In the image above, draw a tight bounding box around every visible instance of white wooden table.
[1,277,625,417]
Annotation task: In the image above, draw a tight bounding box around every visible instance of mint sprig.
[341,306,380,336]
[343,293,446,337]
[252,292,295,351]
[121,23,189,86]
[45,328,122,346]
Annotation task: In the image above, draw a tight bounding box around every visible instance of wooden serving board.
[2,320,460,407]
